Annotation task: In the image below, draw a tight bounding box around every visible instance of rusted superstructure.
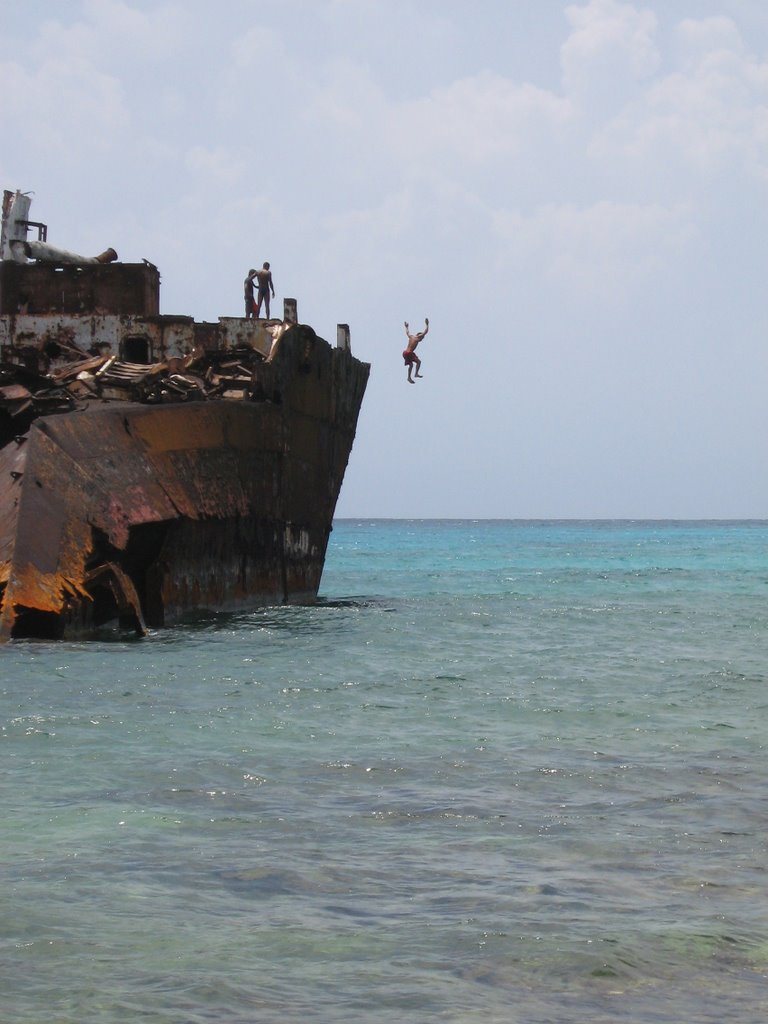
[0,189,369,640]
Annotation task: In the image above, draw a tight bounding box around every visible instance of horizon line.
[332,516,768,523]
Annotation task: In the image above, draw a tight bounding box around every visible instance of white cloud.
[492,199,694,306]
[304,58,388,135]
[562,0,660,108]
[0,56,129,165]
[389,73,572,168]
[47,0,184,63]
[590,13,768,181]
[675,15,745,68]
[184,146,247,189]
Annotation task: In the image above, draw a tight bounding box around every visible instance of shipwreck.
[0,189,369,640]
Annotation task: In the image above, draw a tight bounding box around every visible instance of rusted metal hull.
[0,193,369,640]
[0,329,369,640]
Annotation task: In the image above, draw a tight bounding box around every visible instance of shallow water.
[2,521,768,1022]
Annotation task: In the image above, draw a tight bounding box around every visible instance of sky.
[2,0,768,518]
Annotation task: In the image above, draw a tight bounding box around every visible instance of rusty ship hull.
[0,190,369,640]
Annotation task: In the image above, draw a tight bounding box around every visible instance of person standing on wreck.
[255,262,275,319]
[244,269,258,319]
[403,318,429,383]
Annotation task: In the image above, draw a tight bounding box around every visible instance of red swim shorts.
[403,350,416,365]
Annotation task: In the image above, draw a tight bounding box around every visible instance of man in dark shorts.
[244,269,258,318]
[255,262,275,319]
[402,318,429,383]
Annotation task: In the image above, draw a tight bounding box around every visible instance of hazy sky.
[3,0,768,517]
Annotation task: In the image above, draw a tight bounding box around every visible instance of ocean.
[2,519,768,1023]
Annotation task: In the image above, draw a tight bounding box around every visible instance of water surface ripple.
[2,521,768,1022]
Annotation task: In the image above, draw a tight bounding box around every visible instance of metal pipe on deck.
[22,240,118,264]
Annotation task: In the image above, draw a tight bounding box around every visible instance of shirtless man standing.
[244,269,258,319]
[255,262,275,319]
[402,318,429,383]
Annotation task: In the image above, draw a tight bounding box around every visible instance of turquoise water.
[3,520,768,1023]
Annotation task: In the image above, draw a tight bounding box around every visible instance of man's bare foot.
[408,378,414,384]
[415,372,423,378]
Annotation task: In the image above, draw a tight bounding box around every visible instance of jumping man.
[402,318,429,383]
